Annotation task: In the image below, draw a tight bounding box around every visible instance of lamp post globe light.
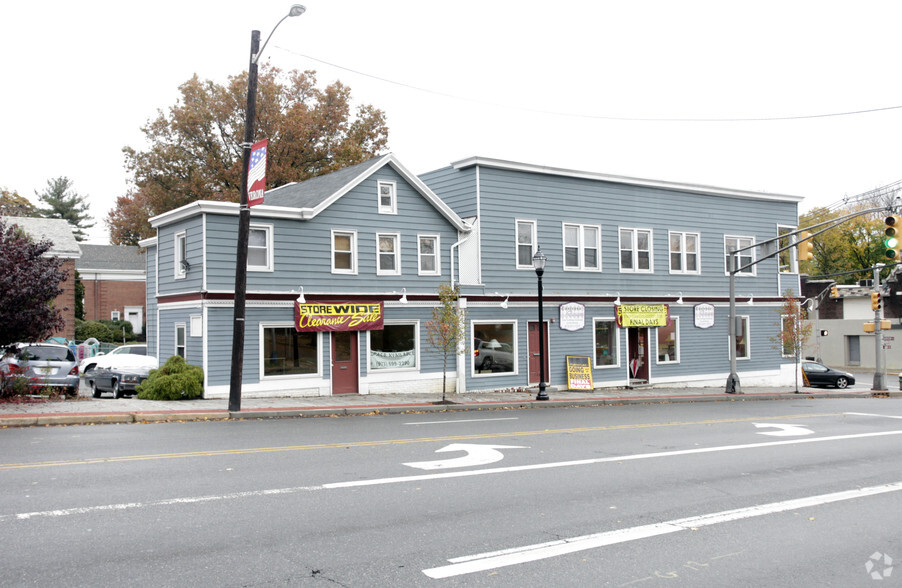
[229,5,306,413]
[532,246,549,401]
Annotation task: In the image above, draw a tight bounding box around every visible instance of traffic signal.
[884,216,900,260]
[797,231,814,261]
[830,285,838,298]
[871,291,881,311]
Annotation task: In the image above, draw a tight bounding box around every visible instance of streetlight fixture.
[229,5,306,413]
[532,246,549,401]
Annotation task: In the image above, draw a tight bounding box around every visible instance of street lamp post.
[229,5,306,413]
[532,247,549,401]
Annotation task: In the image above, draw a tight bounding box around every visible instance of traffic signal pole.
[873,265,886,391]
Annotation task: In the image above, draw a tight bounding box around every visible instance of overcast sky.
[3,0,901,244]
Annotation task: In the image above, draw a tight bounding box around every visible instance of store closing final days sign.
[615,304,669,328]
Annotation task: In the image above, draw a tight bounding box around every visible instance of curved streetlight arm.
[253,5,306,65]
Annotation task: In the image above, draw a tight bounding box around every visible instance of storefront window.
[657,318,679,363]
[594,319,618,367]
[370,323,417,370]
[473,322,516,374]
[263,327,318,377]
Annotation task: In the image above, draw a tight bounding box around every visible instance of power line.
[276,46,902,123]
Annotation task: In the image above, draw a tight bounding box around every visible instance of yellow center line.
[0,412,841,470]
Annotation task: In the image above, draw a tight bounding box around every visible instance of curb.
[0,389,890,428]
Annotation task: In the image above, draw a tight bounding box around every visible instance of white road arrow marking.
[753,423,814,436]
[403,443,528,470]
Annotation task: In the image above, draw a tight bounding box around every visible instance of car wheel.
[66,386,78,398]
[835,377,849,389]
[481,356,493,372]
[112,379,122,399]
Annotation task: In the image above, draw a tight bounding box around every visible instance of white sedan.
[79,344,153,375]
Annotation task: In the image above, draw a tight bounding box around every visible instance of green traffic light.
[886,236,899,249]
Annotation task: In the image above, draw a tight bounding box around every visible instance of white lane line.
[846,412,902,419]
[325,429,902,489]
[404,417,520,425]
[423,481,902,579]
[0,485,322,522]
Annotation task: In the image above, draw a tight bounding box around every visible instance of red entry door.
[331,331,358,394]
[528,321,549,385]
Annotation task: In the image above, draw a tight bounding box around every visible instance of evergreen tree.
[35,176,94,241]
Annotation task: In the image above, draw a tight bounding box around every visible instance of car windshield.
[22,346,73,362]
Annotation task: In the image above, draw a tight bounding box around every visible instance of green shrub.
[75,319,138,344]
[136,355,204,401]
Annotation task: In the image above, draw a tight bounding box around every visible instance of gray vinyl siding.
[420,165,478,219]
[156,216,204,295]
[204,166,462,294]
[470,166,797,297]
[158,308,202,368]
[145,244,158,359]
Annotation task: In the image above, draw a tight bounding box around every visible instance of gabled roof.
[3,216,81,258]
[149,153,470,233]
[263,153,470,231]
[76,244,144,271]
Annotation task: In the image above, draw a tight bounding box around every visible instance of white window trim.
[470,320,519,377]
[515,219,538,270]
[366,320,420,372]
[656,317,680,364]
[258,322,322,380]
[731,315,751,360]
[377,180,397,215]
[376,232,401,276]
[247,223,274,272]
[619,227,654,273]
[110,310,121,321]
[724,235,756,276]
[417,234,441,276]
[190,315,203,337]
[331,229,358,275]
[668,231,701,275]
[562,223,602,272]
[592,317,621,369]
[779,225,798,274]
[174,231,187,279]
[175,323,186,358]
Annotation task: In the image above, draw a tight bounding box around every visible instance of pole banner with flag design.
[248,139,268,207]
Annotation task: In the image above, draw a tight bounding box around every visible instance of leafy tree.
[109,66,389,245]
[0,188,37,217]
[35,177,95,241]
[770,290,813,393]
[74,270,85,320]
[0,219,68,345]
[425,283,468,402]
[800,205,894,283]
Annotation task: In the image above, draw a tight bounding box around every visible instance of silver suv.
[0,343,79,397]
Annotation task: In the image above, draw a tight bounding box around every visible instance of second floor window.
[248,225,273,271]
[516,220,537,268]
[563,224,600,271]
[620,228,652,272]
[669,231,699,274]
[377,233,400,275]
[175,232,187,279]
[332,230,357,274]
[725,236,755,275]
[418,235,439,275]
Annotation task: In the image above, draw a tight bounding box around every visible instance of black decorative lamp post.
[533,246,549,401]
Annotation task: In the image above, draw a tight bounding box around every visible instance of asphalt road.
[2,398,901,586]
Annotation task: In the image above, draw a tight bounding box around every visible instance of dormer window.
[378,181,397,214]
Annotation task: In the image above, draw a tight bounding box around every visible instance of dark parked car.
[87,360,155,399]
[802,361,855,389]
[0,343,79,396]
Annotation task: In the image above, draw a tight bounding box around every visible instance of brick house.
[76,244,146,337]
[4,216,81,341]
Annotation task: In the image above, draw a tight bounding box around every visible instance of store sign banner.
[559,302,586,331]
[565,356,594,390]
[295,301,384,332]
[615,304,669,328]
[694,303,715,329]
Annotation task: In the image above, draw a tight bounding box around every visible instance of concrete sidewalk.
[0,383,893,427]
